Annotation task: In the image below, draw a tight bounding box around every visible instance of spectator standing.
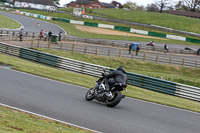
[19,28,23,41]
[39,29,43,40]
[136,45,140,55]
[164,44,168,53]
[48,30,52,41]
[58,31,62,41]
[129,43,132,54]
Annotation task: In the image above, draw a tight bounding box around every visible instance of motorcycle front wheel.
[106,91,122,107]
[85,88,95,101]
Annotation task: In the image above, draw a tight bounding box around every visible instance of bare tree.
[182,0,200,12]
[156,0,169,13]
[146,3,159,12]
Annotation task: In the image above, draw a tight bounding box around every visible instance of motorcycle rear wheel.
[85,88,95,101]
[106,91,122,107]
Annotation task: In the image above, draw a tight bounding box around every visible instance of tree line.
[123,0,200,13]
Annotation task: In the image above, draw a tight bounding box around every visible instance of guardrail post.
[156,55,158,63]
[143,54,146,61]
[96,48,99,56]
[182,59,185,66]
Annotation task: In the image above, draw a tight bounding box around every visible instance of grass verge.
[0,105,93,133]
[0,53,199,113]
[0,15,20,29]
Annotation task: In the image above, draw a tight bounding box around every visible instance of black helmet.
[117,66,126,73]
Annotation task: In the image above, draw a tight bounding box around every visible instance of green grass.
[0,53,200,113]
[79,8,200,34]
[0,15,21,29]
[50,20,199,46]
[16,8,200,41]
[0,105,92,133]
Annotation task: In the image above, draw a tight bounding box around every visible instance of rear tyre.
[85,88,95,101]
[106,91,122,107]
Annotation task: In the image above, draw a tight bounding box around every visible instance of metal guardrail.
[0,42,200,102]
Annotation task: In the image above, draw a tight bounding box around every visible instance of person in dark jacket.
[103,66,127,91]
[48,30,52,41]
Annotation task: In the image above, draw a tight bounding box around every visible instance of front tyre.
[85,88,95,101]
[106,91,122,107]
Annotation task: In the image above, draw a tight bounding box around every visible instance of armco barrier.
[126,72,177,95]
[84,22,98,27]
[186,37,200,44]
[114,26,130,32]
[148,32,166,38]
[0,42,200,102]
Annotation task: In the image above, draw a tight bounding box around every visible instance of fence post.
[182,59,185,66]
[108,49,110,56]
[143,54,146,61]
[119,50,122,57]
[60,43,63,51]
[12,31,15,40]
[72,44,75,52]
[48,41,51,49]
[96,48,99,56]
[31,37,34,48]
[37,40,40,48]
[156,55,158,63]
[84,46,87,53]
[169,57,171,64]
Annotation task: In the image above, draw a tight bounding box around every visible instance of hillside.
[59,8,200,34]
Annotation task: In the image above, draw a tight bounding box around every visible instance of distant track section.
[0,10,66,34]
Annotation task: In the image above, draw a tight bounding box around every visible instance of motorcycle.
[85,69,127,107]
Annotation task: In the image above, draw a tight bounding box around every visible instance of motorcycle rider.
[103,66,127,92]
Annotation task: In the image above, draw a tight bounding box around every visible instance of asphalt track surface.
[1,10,200,132]
[0,11,66,34]
[0,67,200,133]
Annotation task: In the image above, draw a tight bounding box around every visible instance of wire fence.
[0,30,198,55]
[26,41,200,68]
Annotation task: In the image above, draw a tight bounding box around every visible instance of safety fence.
[1,7,200,44]
[0,42,200,102]
[0,30,198,56]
